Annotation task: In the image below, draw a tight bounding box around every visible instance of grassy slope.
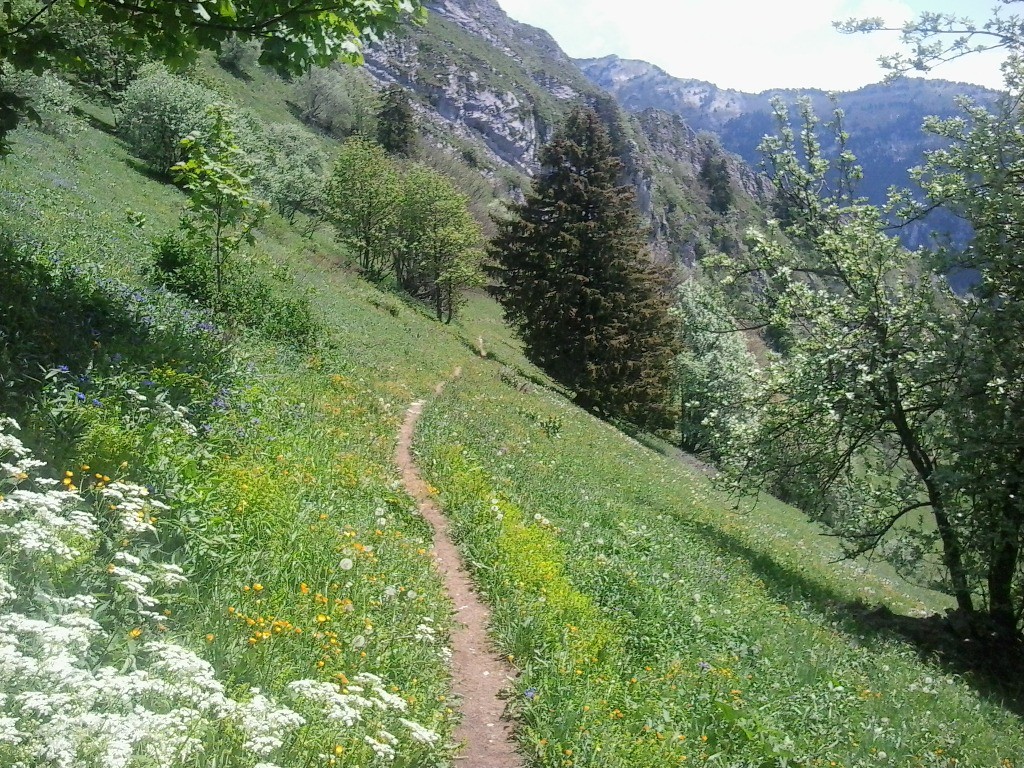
[1,64,1021,768]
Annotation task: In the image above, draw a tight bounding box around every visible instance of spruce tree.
[376,84,416,156]
[488,106,678,429]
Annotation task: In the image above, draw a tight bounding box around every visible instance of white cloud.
[494,0,1007,92]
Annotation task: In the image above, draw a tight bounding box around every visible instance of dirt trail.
[394,370,522,767]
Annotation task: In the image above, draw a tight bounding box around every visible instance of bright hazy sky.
[493,0,1008,92]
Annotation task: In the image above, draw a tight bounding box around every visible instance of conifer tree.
[376,84,416,156]
[488,106,678,429]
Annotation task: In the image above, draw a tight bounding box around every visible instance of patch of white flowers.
[0,417,447,766]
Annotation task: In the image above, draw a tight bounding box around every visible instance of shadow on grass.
[78,108,117,135]
[123,155,176,185]
[850,603,1024,717]
[220,63,254,83]
[679,495,1024,719]
[606,417,1024,716]
[0,234,227,435]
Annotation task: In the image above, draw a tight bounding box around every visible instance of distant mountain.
[578,55,999,251]
[363,1,772,265]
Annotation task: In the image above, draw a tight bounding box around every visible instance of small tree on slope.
[488,106,679,430]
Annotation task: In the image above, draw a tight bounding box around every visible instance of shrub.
[10,70,82,137]
[217,35,261,75]
[254,123,329,223]
[152,232,215,304]
[221,267,320,348]
[117,64,216,174]
[291,65,379,138]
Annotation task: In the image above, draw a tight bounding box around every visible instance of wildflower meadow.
[1,54,1022,768]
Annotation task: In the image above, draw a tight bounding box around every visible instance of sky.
[492,0,1008,93]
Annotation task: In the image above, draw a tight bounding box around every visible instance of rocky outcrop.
[362,0,771,267]
[635,110,772,204]
[363,0,589,172]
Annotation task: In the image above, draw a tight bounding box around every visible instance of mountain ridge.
[361,0,771,265]
[577,53,998,251]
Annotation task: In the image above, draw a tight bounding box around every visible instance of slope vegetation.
[1,59,1022,768]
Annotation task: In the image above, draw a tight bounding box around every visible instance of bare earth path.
[394,371,522,768]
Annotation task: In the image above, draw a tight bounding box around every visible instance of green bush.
[217,35,261,75]
[117,64,216,173]
[262,294,319,345]
[255,123,329,223]
[10,71,82,137]
[222,269,318,347]
[152,232,214,304]
[152,235,319,348]
[291,65,379,138]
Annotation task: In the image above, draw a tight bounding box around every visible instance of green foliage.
[117,64,217,174]
[1,0,425,77]
[172,103,263,306]
[395,164,483,323]
[217,34,260,75]
[376,84,417,157]
[325,136,401,278]
[42,2,148,106]
[0,0,425,153]
[671,278,755,459]
[718,90,1024,634]
[292,65,380,139]
[488,105,679,430]
[152,231,215,305]
[699,153,734,214]
[324,138,482,321]
[255,122,330,224]
[7,69,81,137]
[910,62,1024,632]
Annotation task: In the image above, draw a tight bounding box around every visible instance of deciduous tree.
[720,91,1024,636]
[671,278,755,459]
[325,137,401,278]
[0,0,425,154]
[396,164,483,323]
[172,103,262,308]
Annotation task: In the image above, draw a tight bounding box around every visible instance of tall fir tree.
[488,106,679,429]
[376,84,416,156]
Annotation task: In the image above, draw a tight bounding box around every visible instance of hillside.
[579,55,998,251]
[1,34,1023,765]
[362,0,771,265]
[2,1,1024,765]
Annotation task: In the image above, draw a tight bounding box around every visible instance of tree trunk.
[987,482,1023,637]
[885,376,975,613]
[931,499,975,613]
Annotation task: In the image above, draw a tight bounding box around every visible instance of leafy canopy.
[1,1,425,75]
[718,80,1024,635]
[0,0,424,155]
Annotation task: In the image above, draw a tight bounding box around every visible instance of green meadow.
[1,62,1021,768]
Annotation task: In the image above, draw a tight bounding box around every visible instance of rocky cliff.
[362,1,770,266]
[578,54,997,249]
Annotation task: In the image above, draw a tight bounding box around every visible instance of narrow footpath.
[394,371,522,768]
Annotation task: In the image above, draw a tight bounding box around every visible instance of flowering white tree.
[718,88,1024,637]
[671,278,756,459]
